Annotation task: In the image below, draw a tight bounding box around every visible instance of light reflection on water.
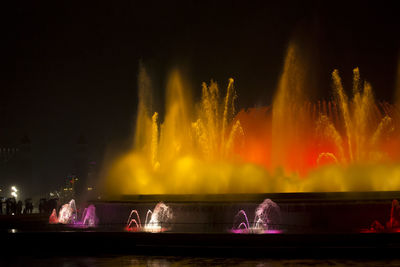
[5,256,400,267]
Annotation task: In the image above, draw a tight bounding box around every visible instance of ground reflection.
[5,256,400,267]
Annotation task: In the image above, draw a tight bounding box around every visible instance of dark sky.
[5,0,400,195]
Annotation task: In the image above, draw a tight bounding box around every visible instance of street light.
[11,186,18,198]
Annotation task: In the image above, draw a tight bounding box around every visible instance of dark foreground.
[4,256,400,267]
[2,230,400,259]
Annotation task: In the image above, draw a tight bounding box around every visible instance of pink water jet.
[49,199,98,228]
[231,199,282,234]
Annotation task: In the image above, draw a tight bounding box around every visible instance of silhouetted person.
[45,199,52,214]
[24,198,33,214]
[5,200,8,215]
[24,199,28,214]
[16,200,23,214]
[11,198,17,214]
[6,198,16,215]
[39,198,46,214]
[5,198,10,215]
[28,201,33,213]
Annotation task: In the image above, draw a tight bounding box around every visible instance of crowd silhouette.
[0,197,34,215]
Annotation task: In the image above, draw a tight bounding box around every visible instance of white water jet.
[126,202,173,232]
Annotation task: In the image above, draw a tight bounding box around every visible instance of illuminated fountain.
[49,199,98,228]
[126,202,173,233]
[73,205,98,228]
[105,42,400,195]
[52,199,77,224]
[231,199,282,234]
[362,199,400,233]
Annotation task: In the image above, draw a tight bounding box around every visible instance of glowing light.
[11,186,18,198]
[126,202,173,233]
[49,199,98,228]
[57,199,77,224]
[105,44,400,195]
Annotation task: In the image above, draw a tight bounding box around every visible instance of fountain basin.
[2,191,399,257]
[92,191,400,234]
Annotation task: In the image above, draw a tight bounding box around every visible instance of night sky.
[5,0,400,196]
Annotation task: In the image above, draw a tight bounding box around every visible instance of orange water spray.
[104,45,400,195]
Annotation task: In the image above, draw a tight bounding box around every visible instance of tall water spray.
[105,44,400,195]
[272,42,309,171]
[396,54,400,109]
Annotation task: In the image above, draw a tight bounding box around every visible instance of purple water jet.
[49,199,98,228]
[231,199,282,234]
